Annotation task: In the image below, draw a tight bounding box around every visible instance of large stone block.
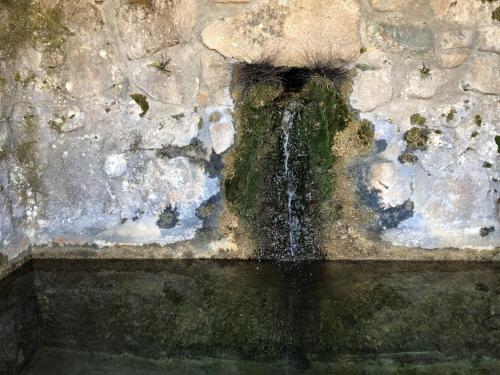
[202,0,362,66]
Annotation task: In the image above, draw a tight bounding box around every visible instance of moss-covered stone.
[410,113,426,126]
[130,94,149,117]
[156,205,178,229]
[0,0,67,58]
[404,127,429,150]
[226,78,349,259]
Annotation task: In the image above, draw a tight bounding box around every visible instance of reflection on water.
[2,260,500,374]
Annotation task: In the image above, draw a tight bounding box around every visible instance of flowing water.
[3,259,500,374]
[282,107,300,258]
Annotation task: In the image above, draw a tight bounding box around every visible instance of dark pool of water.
[3,260,500,374]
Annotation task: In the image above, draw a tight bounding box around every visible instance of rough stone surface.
[463,53,500,95]
[478,27,500,53]
[368,21,434,54]
[350,52,392,112]
[103,154,128,178]
[201,0,362,66]
[403,67,447,99]
[0,0,499,265]
[369,0,427,12]
[439,50,468,69]
[431,0,498,26]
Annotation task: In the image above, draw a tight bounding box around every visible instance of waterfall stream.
[282,108,300,257]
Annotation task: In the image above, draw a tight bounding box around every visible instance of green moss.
[14,72,21,82]
[357,119,374,146]
[404,127,429,150]
[495,136,500,153]
[0,76,5,89]
[130,94,149,117]
[209,111,221,123]
[410,113,426,126]
[474,114,482,126]
[446,108,456,122]
[483,161,493,168]
[226,79,349,258]
[156,205,178,229]
[398,151,418,164]
[0,0,67,58]
[359,47,367,54]
[128,0,153,7]
[48,115,66,134]
[0,146,8,161]
[471,130,479,138]
[493,6,500,21]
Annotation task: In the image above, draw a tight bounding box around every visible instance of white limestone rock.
[103,154,127,178]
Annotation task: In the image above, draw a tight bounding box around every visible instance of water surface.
[2,260,500,374]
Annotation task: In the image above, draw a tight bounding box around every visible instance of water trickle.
[282,107,300,258]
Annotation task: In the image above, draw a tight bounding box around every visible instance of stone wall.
[0,0,498,263]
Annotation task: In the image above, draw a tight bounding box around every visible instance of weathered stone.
[201,0,361,66]
[368,21,434,54]
[103,154,127,178]
[97,156,219,245]
[117,0,179,59]
[403,67,447,99]
[129,58,183,105]
[463,53,500,95]
[64,38,124,98]
[437,30,474,49]
[209,122,235,154]
[431,0,497,26]
[478,27,500,54]
[350,52,392,112]
[366,161,413,209]
[209,0,250,2]
[369,0,427,12]
[439,50,468,69]
[62,1,104,34]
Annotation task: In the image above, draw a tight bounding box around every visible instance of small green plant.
[471,131,479,138]
[398,151,418,164]
[147,56,171,74]
[474,114,482,126]
[418,63,431,79]
[493,6,500,21]
[483,161,493,168]
[128,0,153,7]
[130,93,149,117]
[404,127,429,150]
[357,120,374,146]
[410,113,426,126]
[446,108,456,122]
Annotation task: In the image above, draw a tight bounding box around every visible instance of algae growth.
[0,0,67,58]
[226,74,349,260]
